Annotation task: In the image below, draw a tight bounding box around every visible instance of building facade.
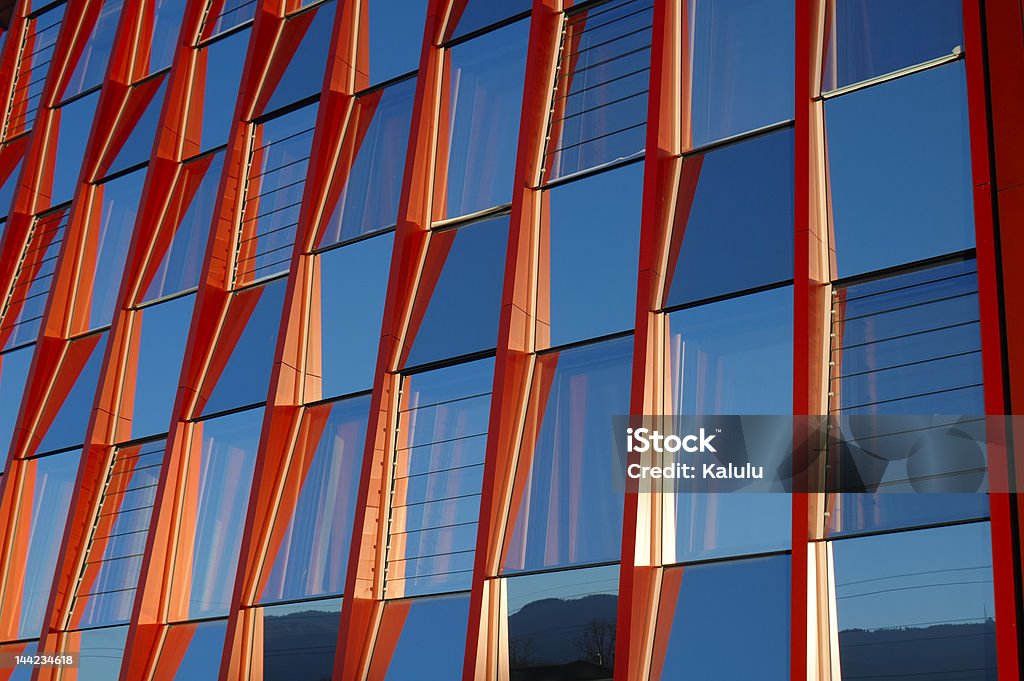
[0,0,1020,679]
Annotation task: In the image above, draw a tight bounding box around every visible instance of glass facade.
[0,1,1018,679]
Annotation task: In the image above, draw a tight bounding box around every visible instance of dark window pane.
[386,358,493,597]
[404,216,509,368]
[259,0,333,116]
[443,19,529,219]
[823,0,963,92]
[191,28,249,153]
[543,162,642,348]
[236,102,317,286]
[142,150,224,303]
[106,74,168,178]
[127,294,194,439]
[447,0,531,41]
[148,0,188,74]
[199,277,286,416]
[371,594,470,681]
[175,408,262,618]
[69,625,129,680]
[315,232,392,399]
[665,129,794,307]
[63,0,124,100]
[318,77,415,248]
[504,336,632,572]
[261,598,342,681]
[2,210,68,350]
[86,169,146,330]
[505,564,619,679]
[367,0,427,85]
[36,332,108,455]
[52,90,100,206]
[655,555,790,679]
[833,523,995,681]
[827,63,974,277]
[70,440,166,628]
[5,5,65,138]
[686,0,794,147]
[153,619,228,680]
[202,0,257,38]
[260,397,369,603]
[0,346,32,471]
[543,0,652,180]
[12,449,80,637]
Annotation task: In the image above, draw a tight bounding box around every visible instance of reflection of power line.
[836,566,991,588]
[859,616,990,630]
[843,666,994,679]
[840,630,995,648]
[837,580,992,600]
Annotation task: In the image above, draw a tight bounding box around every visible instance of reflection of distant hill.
[263,609,339,681]
[508,594,617,681]
[840,620,996,681]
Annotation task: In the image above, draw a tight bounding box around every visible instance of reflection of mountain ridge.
[840,620,996,681]
[508,594,617,681]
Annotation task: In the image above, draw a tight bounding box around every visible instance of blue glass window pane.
[153,619,228,680]
[129,294,194,439]
[827,63,974,277]
[319,77,415,248]
[260,0,334,115]
[0,642,36,681]
[655,556,790,680]
[447,0,531,41]
[142,150,224,303]
[72,625,129,680]
[375,594,471,681]
[52,90,100,207]
[262,599,342,680]
[178,408,263,618]
[199,277,286,416]
[443,19,529,219]
[686,0,794,147]
[192,28,249,153]
[666,129,794,307]
[504,336,632,573]
[36,332,108,455]
[2,210,68,350]
[0,153,24,220]
[6,5,65,138]
[367,0,427,85]
[260,397,369,602]
[106,75,168,178]
[148,0,188,75]
[833,523,995,681]
[0,346,33,471]
[63,0,124,101]
[87,169,146,330]
[15,448,80,638]
[545,162,642,348]
[823,0,963,92]
[505,565,619,678]
[404,217,509,368]
[204,0,258,38]
[316,232,392,399]
[543,0,652,180]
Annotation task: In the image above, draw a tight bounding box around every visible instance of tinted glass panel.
[12,449,80,638]
[260,1,333,115]
[544,162,642,348]
[149,0,188,74]
[665,129,794,307]
[68,625,129,680]
[0,642,36,680]
[260,598,341,680]
[63,0,123,100]
[0,151,24,220]
[367,0,427,85]
[153,619,228,680]
[505,565,619,679]
[36,332,108,455]
[827,63,973,277]
[823,0,963,92]
[52,91,100,206]
[175,408,262,618]
[128,294,194,439]
[654,555,790,679]
[86,169,146,330]
[203,0,257,37]
[371,594,470,681]
[314,232,392,399]
[386,359,493,597]
[832,523,995,681]
[260,397,369,603]
[443,20,529,219]
[0,346,32,471]
[447,0,531,41]
[686,0,794,147]
[319,78,415,247]
[6,5,65,137]
[404,217,509,367]
[2,210,68,350]
[199,277,286,416]
[191,29,249,153]
[504,336,632,572]
[106,75,168,177]
[543,0,652,180]
[142,150,224,303]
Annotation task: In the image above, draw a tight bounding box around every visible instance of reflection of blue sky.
[0,345,32,470]
[132,293,195,439]
[368,0,427,85]
[37,333,107,454]
[383,594,470,681]
[262,0,334,115]
[197,29,249,152]
[172,620,228,680]
[448,0,531,41]
[76,625,129,680]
